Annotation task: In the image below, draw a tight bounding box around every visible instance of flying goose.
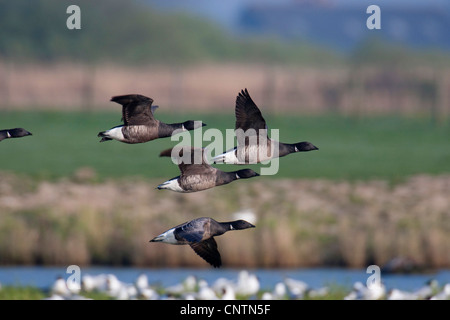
[157,146,259,193]
[0,128,32,141]
[150,217,255,268]
[212,88,318,164]
[98,94,206,143]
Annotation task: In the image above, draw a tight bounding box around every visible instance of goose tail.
[97,131,112,142]
[211,153,226,164]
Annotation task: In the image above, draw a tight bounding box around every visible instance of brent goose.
[98,94,206,143]
[157,146,260,193]
[0,128,32,141]
[150,217,255,268]
[212,88,318,164]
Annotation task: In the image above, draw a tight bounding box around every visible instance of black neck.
[219,221,236,231]
[278,143,295,157]
[215,171,238,186]
[158,122,183,137]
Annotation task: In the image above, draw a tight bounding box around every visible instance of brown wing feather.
[159,146,213,175]
[159,148,174,158]
[235,88,267,132]
[110,94,156,126]
[190,238,222,268]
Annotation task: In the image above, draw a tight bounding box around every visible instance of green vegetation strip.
[0,285,350,300]
[1,111,449,182]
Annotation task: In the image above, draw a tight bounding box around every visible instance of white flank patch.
[213,148,239,164]
[158,178,185,192]
[213,145,270,164]
[157,228,178,244]
[104,126,125,141]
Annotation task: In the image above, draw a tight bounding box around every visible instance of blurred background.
[0,0,449,277]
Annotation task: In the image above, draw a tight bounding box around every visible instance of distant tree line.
[0,0,343,66]
[1,0,449,71]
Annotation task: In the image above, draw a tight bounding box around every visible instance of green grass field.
[1,110,449,182]
[0,284,350,300]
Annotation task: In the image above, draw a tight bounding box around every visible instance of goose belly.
[122,125,158,143]
[233,144,275,164]
[180,174,217,192]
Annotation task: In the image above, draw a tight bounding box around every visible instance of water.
[0,266,449,292]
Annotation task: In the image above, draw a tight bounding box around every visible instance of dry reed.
[0,171,449,269]
[1,62,449,119]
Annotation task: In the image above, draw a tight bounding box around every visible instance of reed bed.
[1,63,449,121]
[0,171,449,269]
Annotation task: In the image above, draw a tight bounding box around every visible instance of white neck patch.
[6,131,11,138]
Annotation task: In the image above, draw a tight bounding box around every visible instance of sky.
[143,0,450,52]
[144,0,449,30]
